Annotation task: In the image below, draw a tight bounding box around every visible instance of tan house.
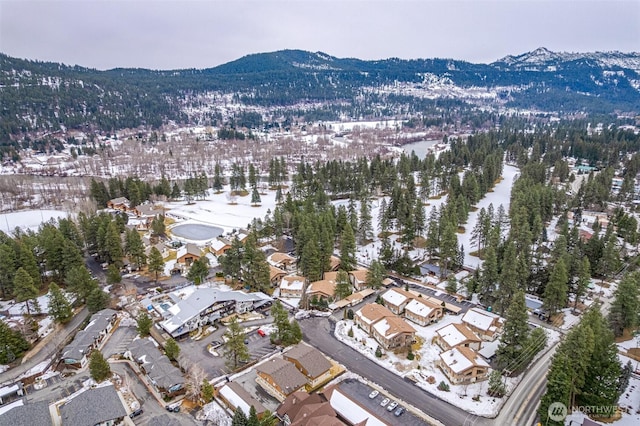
[438,346,490,384]
[107,197,130,212]
[433,323,482,351]
[209,238,232,256]
[461,308,505,341]
[322,271,338,282]
[176,243,201,266]
[277,391,346,426]
[270,266,287,287]
[280,275,306,298]
[348,269,369,291]
[403,297,443,326]
[354,303,395,334]
[283,343,333,390]
[371,316,416,350]
[306,279,336,302]
[267,252,297,271]
[328,255,341,271]
[256,358,308,402]
[380,288,415,314]
[217,381,267,419]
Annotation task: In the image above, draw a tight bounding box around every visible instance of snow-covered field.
[0,209,69,234]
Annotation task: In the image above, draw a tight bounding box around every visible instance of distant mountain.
[0,48,639,139]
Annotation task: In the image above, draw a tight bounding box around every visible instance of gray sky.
[1,0,638,70]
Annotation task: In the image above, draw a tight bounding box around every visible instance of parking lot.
[102,325,138,358]
[338,378,429,426]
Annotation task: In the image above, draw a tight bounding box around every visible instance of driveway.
[102,325,138,358]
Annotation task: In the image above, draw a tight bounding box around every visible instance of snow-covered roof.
[436,323,480,348]
[404,298,439,318]
[325,386,389,426]
[372,316,416,338]
[381,288,409,306]
[440,347,489,374]
[209,238,231,251]
[218,382,267,416]
[355,303,394,325]
[462,308,502,332]
[280,276,305,291]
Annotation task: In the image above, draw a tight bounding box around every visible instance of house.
[329,288,375,310]
[61,309,117,368]
[270,266,287,287]
[283,343,333,390]
[0,401,53,426]
[256,358,308,402]
[280,275,307,298]
[158,288,272,338]
[127,338,184,396]
[380,288,415,315]
[438,346,490,384]
[145,242,169,259]
[134,203,164,219]
[176,243,201,266]
[209,238,232,256]
[267,252,297,271]
[354,303,395,334]
[323,385,390,426]
[306,279,336,302]
[59,384,128,426]
[403,297,443,326]
[107,197,130,212]
[371,316,416,350]
[433,323,482,351]
[277,391,346,426]
[328,255,341,271]
[348,269,369,291]
[217,381,268,418]
[462,308,504,341]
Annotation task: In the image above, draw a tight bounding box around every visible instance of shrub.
[348,327,354,338]
[375,346,382,358]
[437,381,450,392]
[407,351,415,360]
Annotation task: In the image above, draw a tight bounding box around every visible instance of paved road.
[2,307,89,384]
[298,316,490,426]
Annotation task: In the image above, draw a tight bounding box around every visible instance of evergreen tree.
[86,283,110,313]
[543,258,569,318]
[335,270,352,300]
[339,223,357,272]
[496,240,518,314]
[232,408,248,426]
[202,379,214,403]
[106,265,122,285]
[0,319,30,363]
[89,350,111,382]
[65,265,95,303]
[496,290,530,373]
[13,267,39,317]
[48,282,72,323]
[241,234,270,292]
[445,275,457,294]
[539,351,572,426]
[573,257,591,312]
[478,244,498,308]
[439,220,458,278]
[608,272,640,336]
[224,316,250,369]
[251,187,261,206]
[165,338,180,361]
[125,229,147,267]
[487,370,506,397]
[137,312,153,336]
[248,406,259,426]
[0,243,17,298]
[366,260,386,290]
[171,182,181,200]
[187,257,210,285]
[358,199,373,244]
[104,221,123,265]
[147,247,164,283]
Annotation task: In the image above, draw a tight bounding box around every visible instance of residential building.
[323,385,390,426]
[127,338,184,396]
[158,287,271,338]
[306,279,336,302]
[256,358,308,402]
[380,288,415,315]
[106,197,130,212]
[354,303,395,334]
[348,269,369,291]
[280,275,306,298]
[60,309,117,368]
[403,297,443,326]
[176,243,201,266]
[59,385,127,426]
[217,381,267,418]
[438,346,490,384]
[209,238,232,256]
[0,401,52,426]
[269,265,287,287]
[283,343,333,390]
[328,255,341,271]
[267,252,297,271]
[277,391,346,426]
[461,308,504,341]
[371,316,416,350]
[433,323,482,351]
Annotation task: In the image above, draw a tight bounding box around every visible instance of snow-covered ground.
[334,312,559,417]
[0,209,69,234]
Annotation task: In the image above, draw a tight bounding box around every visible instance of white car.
[368,390,379,399]
[387,401,398,412]
[380,398,390,407]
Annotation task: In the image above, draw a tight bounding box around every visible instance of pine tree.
[65,265,95,303]
[573,257,591,312]
[439,220,458,278]
[241,234,270,292]
[202,379,214,403]
[187,257,210,285]
[13,267,38,317]
[89,350,111,382]
[478,244,498,308]
[357,199,373,244]
[335,270,352,300]
[48,282,72,323]
[104,221,123,265]
[339,223,357,272]
[251,187,261,206]
[496,290,530,373]
[137,312,153,336]
[366,260,385,290]
[445,275,457,294]
[224,316,250,369]
[543,258,569,318]
[496,240,518,315]
[0,319,30,364]
[86,283,110,313]
[147,247,164,284]
[248,406,259,426]
[125,229,147,267]
[0,243,17,298]
[539,351,572,426]
[165,338,180,361]
[487,370,506,397]
[608,272,640,336]
[232,408,248,426]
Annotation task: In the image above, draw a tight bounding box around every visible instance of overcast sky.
[1,0,638,70]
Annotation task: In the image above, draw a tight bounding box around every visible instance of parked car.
[380,398,390,407]
[129,408,143,418]
[394,407,405,417]
[386,401,398,412]
[165,403,180,412]
[368,390,379,399]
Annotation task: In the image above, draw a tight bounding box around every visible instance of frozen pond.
[402,139,441,158]
[0,209,69,234]
[171,223,223,240]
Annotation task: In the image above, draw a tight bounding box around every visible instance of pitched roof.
[440,346,489,374]
[307,279,336,298]
[462,308,503,332]
[270,265,287,280]
[281,275,306,291]
[284,343,332,379]
[60,385,127,426]
[381,288,413,306]
[372,316,416,339]
[176,243,201,260]
[0,401,51,426]
[404,297,440,318]
[349,269,368,282]
[219,381,267,416]
[436,323,481,347]
[108,197,129,206]
[323,385,390,426]
[268,252,296,265]
[257,358,307,395]
[355,303,395,325]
